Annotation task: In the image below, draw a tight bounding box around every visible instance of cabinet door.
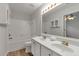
[31,40,40,56]
[41,46,52,56]
[31,40,35,55]
[34,42,40,56]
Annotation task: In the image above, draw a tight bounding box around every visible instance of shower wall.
[7,12,32,52]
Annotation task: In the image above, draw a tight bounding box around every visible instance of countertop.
[32,35,79,56]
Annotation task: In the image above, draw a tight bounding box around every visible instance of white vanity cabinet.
[31,40,41,56]
[41,46,52,56]
[0,3,10,24]
[31,39,61,56]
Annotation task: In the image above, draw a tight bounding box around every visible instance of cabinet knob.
[48,54,51,56]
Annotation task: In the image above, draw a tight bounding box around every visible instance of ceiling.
[9,3,43,15]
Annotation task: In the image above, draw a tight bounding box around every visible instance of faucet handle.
[62,41,69,46]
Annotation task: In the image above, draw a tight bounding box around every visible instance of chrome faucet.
[42,32,47,39]
[43,35,46,39]
[62,40,69,46]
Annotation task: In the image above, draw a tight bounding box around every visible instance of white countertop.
[32,36,79,56]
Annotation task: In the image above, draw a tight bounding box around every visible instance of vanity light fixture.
[64,14,75,21]
[54,3,56,6]
[51,4,53,8]
[41,3,62,15]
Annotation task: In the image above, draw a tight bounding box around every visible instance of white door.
[0,3,9,56]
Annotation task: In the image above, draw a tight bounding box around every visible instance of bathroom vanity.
[31,35,79,56]
[31,37,60,56]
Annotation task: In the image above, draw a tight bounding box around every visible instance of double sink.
[40,36,74,53]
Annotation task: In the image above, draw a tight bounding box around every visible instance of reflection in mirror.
[64,12,79,39]
[42,13,60,35]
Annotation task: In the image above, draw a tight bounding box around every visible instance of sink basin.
[48,36,57,41]
[41,36,56,41]
[39,36,55,42]
[52,41,74,53]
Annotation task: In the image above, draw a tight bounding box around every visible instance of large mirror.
[42,3,79,39]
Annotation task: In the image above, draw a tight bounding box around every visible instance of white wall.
[31,11,42,37]
[31,4,45,37]
[42,3,79,36]
[7,12,31,52]
[0,25,7,55]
